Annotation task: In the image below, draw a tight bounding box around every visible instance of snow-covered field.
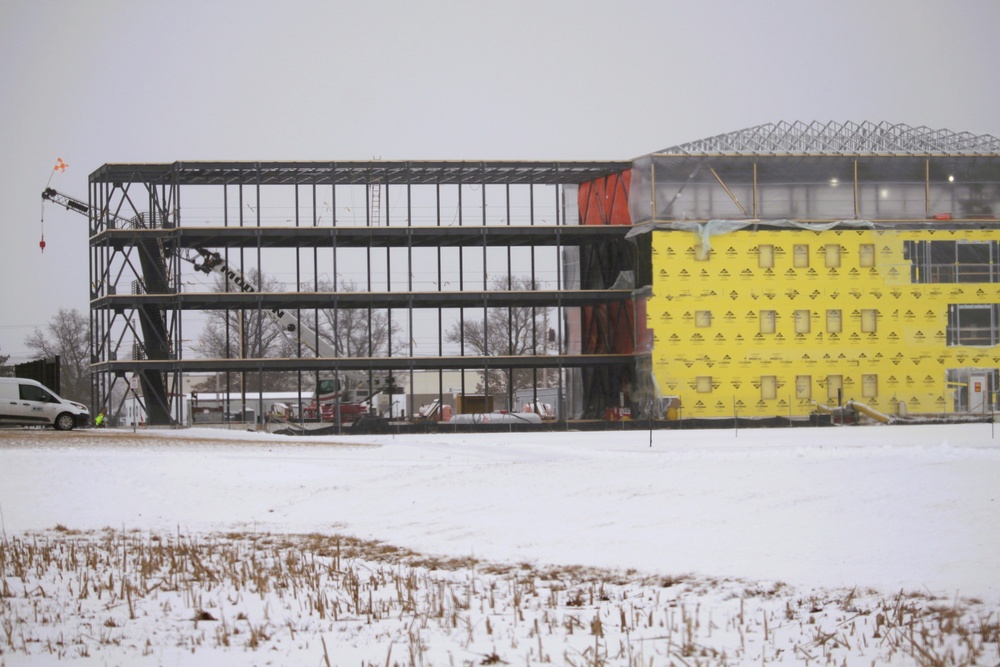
[1,423,998,665]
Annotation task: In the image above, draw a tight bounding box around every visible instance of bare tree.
[300,277,403,357]
[195,269,299,392]
[194,272,406,395]
[24,308,90,404]
[445,276,555,404]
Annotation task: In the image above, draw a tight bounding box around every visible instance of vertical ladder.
[370,181,381,226]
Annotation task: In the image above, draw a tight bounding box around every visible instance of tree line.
[8,272,556,411]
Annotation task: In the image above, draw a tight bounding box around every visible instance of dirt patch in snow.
[0,427,377,449]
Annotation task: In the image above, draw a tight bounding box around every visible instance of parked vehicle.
[0,378,90,430]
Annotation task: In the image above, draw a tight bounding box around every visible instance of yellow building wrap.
[649,226,1000,419]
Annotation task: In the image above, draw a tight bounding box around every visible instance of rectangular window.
[759,310,776,334]
[826,309,842,334]
[695,310,712,328]
[825,244,841,268]
[794,310,811,334]
[947,304,1000,346]
[907,240,999,284]
[859,244,875,268]
[696,376,713,393]
[861,309,878,333]
[19,383,54,402]
[795,375,812,400]
[827,374,843,402]
[793,244,809,268]
[758,244,774,269]
[761,376,777,401]
[862,374,878,399]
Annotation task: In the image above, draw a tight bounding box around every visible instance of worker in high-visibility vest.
[94,411,106,428]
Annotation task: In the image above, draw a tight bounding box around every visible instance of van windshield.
[19,384,55,402]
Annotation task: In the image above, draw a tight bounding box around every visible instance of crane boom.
[42,187,89,215]
[42,187,139,228]
[190,249,340,359]
[43,187,388,422]
[41,188,337,358]
[42,187,174,424]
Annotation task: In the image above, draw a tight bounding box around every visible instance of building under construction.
[84,160,646,428]
[82,121,1000,428]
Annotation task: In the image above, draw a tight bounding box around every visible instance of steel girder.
[88,160,643,426]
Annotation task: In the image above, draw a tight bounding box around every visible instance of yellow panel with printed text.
[649,227,1000,418]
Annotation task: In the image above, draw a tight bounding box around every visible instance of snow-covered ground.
[1,423,998,665]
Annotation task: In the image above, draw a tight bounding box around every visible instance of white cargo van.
[0,377,90,430]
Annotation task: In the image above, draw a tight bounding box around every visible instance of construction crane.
[42,188,333,358]
[42,187,389,425]
[41,187,90,216]
[188,248,338,357]
[185,248,394,423]
[42,187,173,424]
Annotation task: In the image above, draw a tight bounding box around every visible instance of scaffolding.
[87,160,647,427]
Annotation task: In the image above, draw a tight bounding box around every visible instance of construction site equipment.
[42,188,391,426]
[813,400,895,425]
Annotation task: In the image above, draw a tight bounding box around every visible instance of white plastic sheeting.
[625,218,876,259]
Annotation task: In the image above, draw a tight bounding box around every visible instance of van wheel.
[54,413,76,431]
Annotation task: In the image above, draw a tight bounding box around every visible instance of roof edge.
[651,121,1000,157]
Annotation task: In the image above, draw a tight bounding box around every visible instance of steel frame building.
[87,160,645,426]
[88,122,995,428]
[630,121,1000,421]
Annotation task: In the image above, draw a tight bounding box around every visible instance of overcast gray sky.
[2,0,998,363]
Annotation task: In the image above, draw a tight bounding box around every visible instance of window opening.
[794,310,811,334]
[761,375,777,400]
[827,374,843,402]
[825,244,841,268]
[826,309,842,334]
[861,309,878,333]
[758,244,774,269]
[859,243,875,268]
[906,240,998,284]
[862,374,878,399]
[793,244,809,268]
[760,310,776,334]
[956,242,992,282]
[947,304,1000,346]
[795,375,811,400]
[947,368,1000,412]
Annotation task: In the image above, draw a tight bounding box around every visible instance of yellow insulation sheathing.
[649,227,1000,419]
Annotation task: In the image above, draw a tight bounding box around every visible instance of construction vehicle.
[188,247,347,421]
[188,248,397,423]
[42,188,391,425]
